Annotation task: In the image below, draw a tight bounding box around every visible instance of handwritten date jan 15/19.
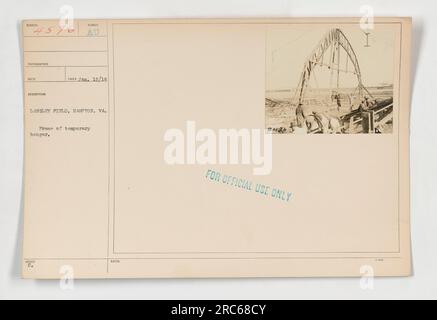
[66,76,108,83]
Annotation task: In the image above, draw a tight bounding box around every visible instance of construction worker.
[335,93,342,111]
[295,103,306,128]
[358,99,368,112]
[364,96,374,109]
[331,91,337,102]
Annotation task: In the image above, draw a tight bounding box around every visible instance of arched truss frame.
[295,28,372,105]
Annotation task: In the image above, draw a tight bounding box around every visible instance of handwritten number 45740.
[33,26,75,36]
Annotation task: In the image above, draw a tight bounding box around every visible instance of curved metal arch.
[295,28,366,105]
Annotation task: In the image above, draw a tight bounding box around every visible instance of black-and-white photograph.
[266,25,397,134]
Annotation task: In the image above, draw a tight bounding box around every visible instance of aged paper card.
[22,18,412,279]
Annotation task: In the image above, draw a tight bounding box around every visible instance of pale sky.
[266,24,397,91]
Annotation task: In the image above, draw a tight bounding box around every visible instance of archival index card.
[22,18,412,279]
